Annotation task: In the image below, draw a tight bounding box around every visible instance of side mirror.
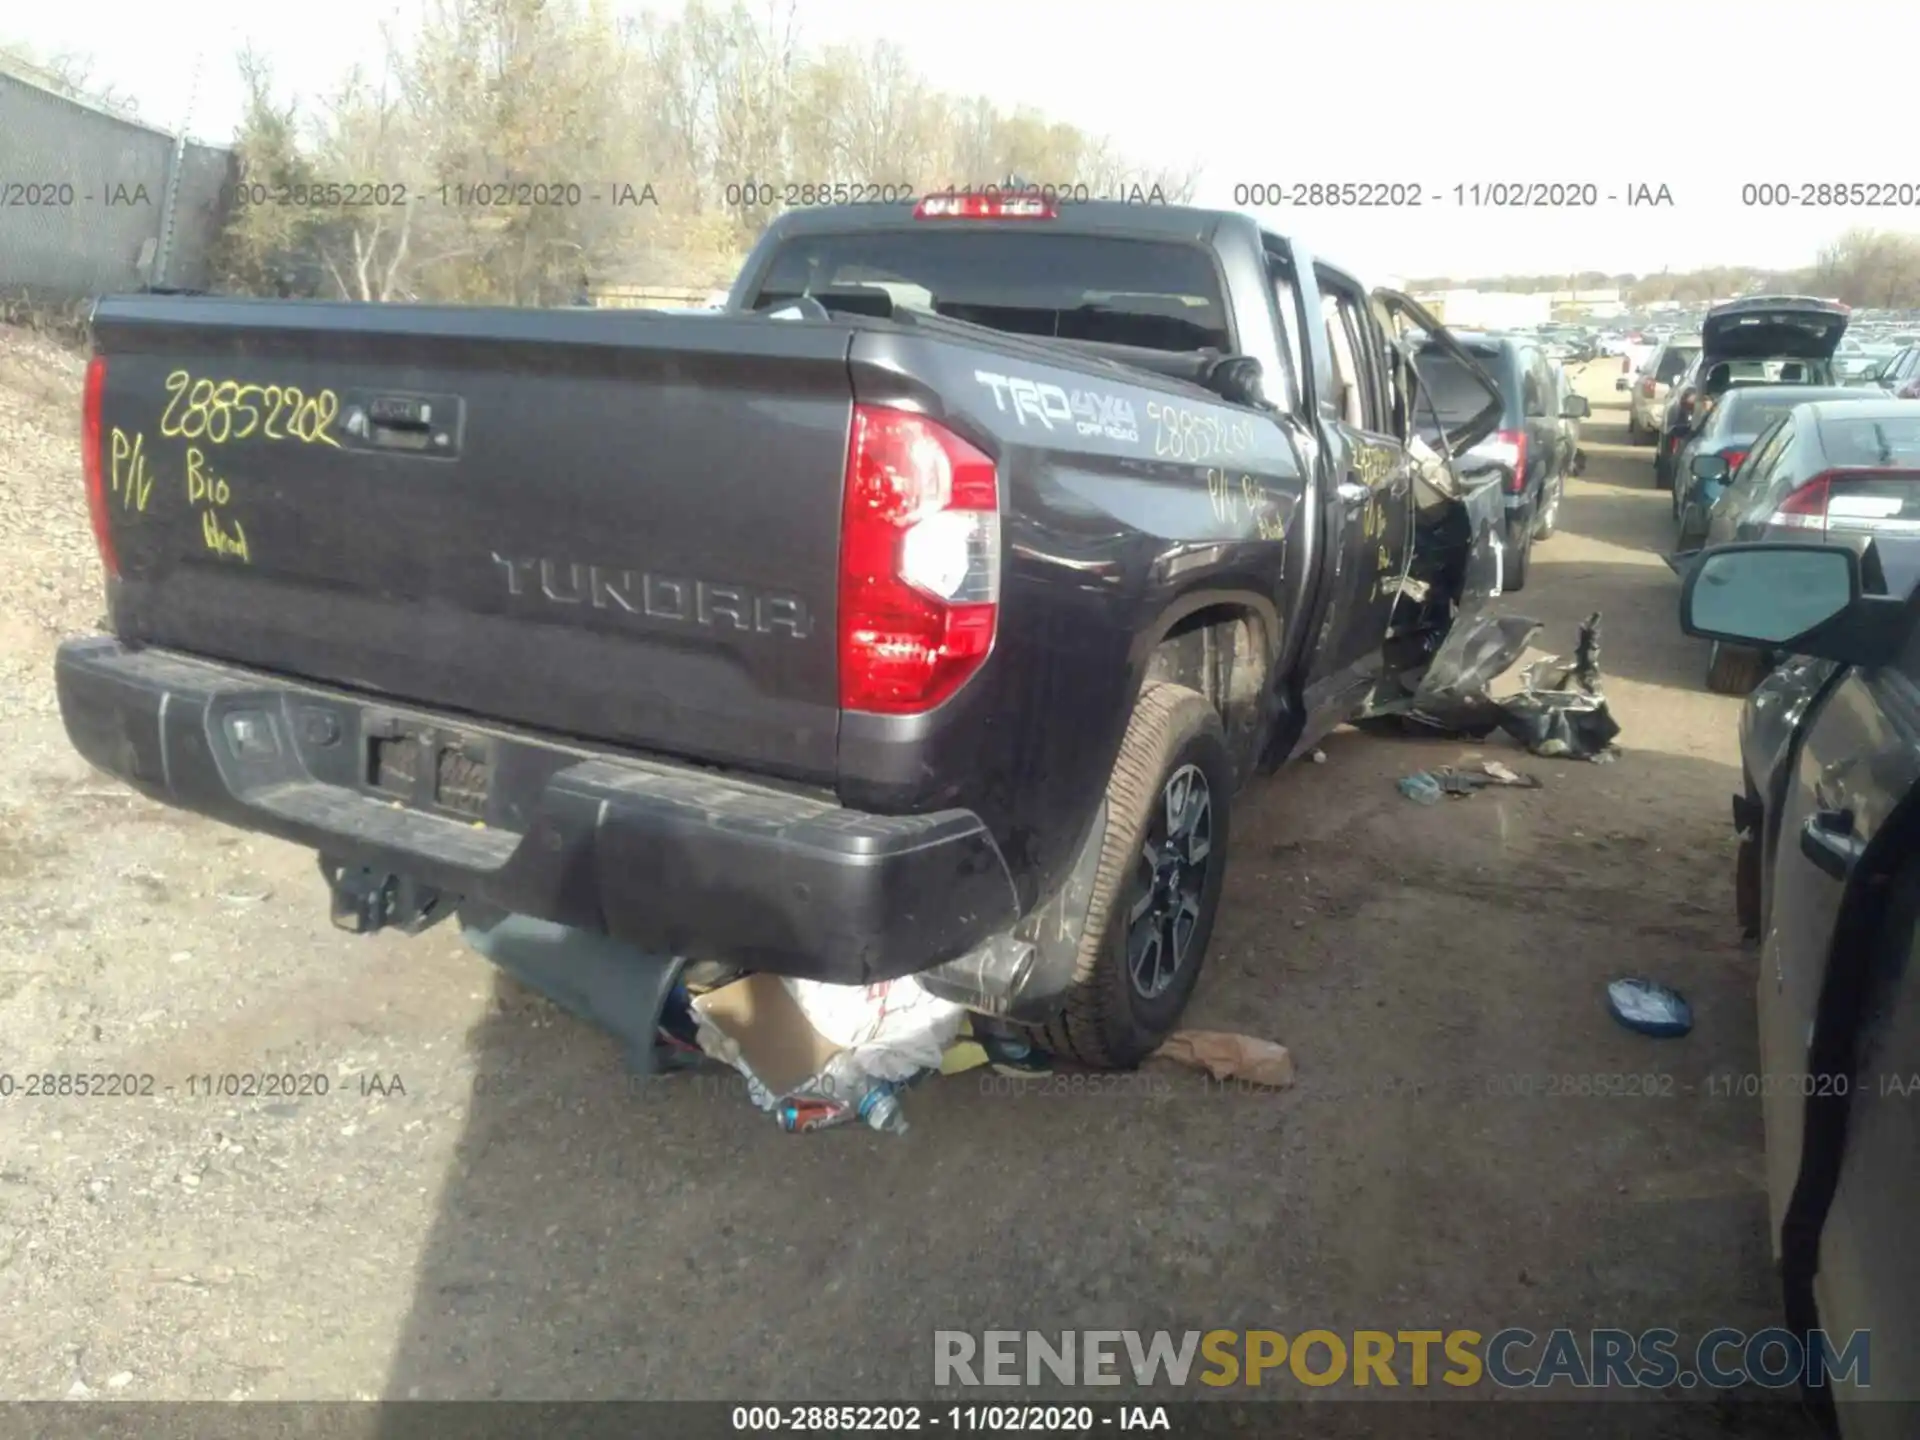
[1689,453,1730,484]
[1562,394,1591,419]
[1679,543,1910,666]
[1204,354,1268,410]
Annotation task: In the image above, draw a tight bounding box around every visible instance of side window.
[1739,420,1793,496]
[1370,296,1414,440]
[1319,295,1364,428]
[1521,351,1549,416]
[1265,257,1306,415]
[1538,356,1559,414]
[1313,266,1388,435]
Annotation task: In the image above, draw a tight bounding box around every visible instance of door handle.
[1799,809,1865,880]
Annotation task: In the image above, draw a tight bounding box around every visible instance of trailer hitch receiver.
[320,857,454,935]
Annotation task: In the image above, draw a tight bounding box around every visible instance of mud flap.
[458,908,688,1075]
[916,799,1109,1024]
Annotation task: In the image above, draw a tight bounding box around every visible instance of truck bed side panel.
[840,327,1306,909]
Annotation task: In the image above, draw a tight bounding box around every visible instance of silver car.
[1627,337,1701,444]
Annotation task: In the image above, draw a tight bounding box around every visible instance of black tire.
[1533,475,1561,540]
[1707,641,1770,695]
[1654,447,1674,491]
[1503,515,1533,592]
[1735,777,1763,941]
[1034,683,1233,1070]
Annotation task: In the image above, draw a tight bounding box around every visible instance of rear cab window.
[750,228,1232,354]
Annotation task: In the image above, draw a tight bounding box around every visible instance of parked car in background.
[1655,297,1850,490]
[1411,331,1587,591]
[1836,338,1893,382]
[1672,384,1867,546]
[1677,538,1920,1440]
[1690,399,1920,691]
[1627,337,1700,443]
[1863,344,1920,397]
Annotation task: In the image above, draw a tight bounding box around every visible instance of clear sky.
[10,0,1919,281]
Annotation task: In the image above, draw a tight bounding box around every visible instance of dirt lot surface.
[0,330,1819,1430]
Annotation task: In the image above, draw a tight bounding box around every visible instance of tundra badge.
[491,554,811,638]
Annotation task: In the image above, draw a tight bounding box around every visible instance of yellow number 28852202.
[159,370,343,448]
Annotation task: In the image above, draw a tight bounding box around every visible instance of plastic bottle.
[857,1083,909,1135]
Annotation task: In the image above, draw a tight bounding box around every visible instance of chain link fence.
[0,70,235,305]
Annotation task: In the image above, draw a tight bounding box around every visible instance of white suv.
[1627,338,1701,444]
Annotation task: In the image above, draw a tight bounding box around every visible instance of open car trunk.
[1701,296,1849,363]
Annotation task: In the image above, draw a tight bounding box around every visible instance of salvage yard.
[0,330,1815,1428]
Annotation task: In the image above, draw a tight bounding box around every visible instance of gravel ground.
[0,332,1818,1431]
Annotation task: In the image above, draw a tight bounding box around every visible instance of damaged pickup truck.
[58,195,1505,1069]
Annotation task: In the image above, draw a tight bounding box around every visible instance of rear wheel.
[1707,641,1770,695]
[1735,777,1763,941]
[1035,683,1232,1070]
[1503,515,1533,592]
[1533,475,1562,540]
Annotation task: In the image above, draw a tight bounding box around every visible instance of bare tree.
[201,1,1209,302]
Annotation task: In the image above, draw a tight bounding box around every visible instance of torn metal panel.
[1366,612,1622,761]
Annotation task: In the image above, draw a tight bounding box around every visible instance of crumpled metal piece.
[1374,612,1622,761]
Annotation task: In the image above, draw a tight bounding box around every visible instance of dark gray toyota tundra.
[59,194,1504,1068]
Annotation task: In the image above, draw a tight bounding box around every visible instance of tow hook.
[320,857,453,935]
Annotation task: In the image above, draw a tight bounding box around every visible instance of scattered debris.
[1369,613,1621,761]
[1398,772,1444,805]
[1309,748,1327,764]
[690,973,963,1134]
[1607,978,1694,1038]
[1398,760,1542,803]
[1154,1031,1295,1088]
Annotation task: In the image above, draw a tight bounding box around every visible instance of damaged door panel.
[1363,288,1511,703]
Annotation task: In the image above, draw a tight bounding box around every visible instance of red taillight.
[1771,476,1831,532]
[1721,450,1747,470]
[81,354,119,578]
[839,405,1001,714]
[1474,429,1528,494]
[1777,469,1920,535]
[914,191,1057,220]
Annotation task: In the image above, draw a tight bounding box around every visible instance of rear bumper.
[55,639,1021,982]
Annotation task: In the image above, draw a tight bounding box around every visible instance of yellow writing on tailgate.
[159,369,343,448]
[107,428,154,512]
[185,446,250,564]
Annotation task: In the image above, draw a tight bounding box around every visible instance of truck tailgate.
[89,299,852,782]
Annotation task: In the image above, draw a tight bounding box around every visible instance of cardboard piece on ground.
[1155,1030,1296,1088]
[692,974,843,1097]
